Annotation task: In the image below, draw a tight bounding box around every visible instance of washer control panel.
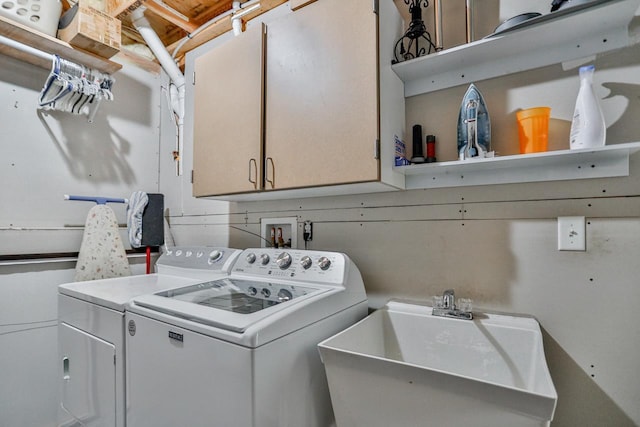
[232,248,347,285]
[156,246,237,270]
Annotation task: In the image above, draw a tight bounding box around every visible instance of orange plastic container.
[516,107,551,154]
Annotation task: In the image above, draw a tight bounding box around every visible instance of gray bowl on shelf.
[492,12,542,35]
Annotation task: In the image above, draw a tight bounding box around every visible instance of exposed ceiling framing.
[61,0,288,72]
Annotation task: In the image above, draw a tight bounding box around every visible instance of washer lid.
[131,277,331,333]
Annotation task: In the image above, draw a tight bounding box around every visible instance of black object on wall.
[141,193,164,247]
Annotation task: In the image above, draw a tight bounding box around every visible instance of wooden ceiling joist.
[144,1,199,33]
[107,0,149,19]
[167,0,287,63]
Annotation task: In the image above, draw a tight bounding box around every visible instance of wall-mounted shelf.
[391,0,640,97]
[0,15,122,74]
[396,142,640,190]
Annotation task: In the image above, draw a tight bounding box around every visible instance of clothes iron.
[457,83,492,160]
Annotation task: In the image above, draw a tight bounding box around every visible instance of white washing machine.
[57,247,241,427]
[125,248,368,427]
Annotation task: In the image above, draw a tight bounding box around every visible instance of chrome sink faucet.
[443,289,455,309]
[433,289,473,320]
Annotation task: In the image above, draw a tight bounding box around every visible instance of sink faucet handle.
[443,289,455,309]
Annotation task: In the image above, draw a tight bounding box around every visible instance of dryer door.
[59,322,116,426]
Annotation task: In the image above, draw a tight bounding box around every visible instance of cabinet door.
[59,322,116,427]
[193,24,265,196]
[265,0,379,190]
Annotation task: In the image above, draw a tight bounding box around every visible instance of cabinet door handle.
[248,158,258,189]
[63,356,70,381]
[265,157,275,189]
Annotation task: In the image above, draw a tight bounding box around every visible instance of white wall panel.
[0,56,162,255]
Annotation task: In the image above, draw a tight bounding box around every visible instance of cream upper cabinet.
[264,0,379,191]
[192,24,265,197]
[192,0,405,200]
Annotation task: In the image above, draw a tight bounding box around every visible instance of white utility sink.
[318,300,557,427]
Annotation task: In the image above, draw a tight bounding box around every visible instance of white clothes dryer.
[57,247,241,427]
[125,248,368,427]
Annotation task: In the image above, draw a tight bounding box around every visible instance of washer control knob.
[318,256,331,271]
[261,288,271,298]
[208,250,223,264]
[260,254,270,265]
[248,286,258,296]
[277,289,293,302]
[300,256,312,270]
[246,253,257,264]
[276,252,292,270]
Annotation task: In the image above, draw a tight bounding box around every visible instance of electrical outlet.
[558,216,586,251]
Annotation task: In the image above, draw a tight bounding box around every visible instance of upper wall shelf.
[0,15,122,74]
[396,142,640,190]
[391,0,640,97]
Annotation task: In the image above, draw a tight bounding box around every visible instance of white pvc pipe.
[131,8,185,88]
[232,1,242,36]
[131,7,186,176]
[172,0,261,55]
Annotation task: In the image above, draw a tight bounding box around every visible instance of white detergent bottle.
[570,65,606,149]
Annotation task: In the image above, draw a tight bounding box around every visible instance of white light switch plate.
[558,216,586,251]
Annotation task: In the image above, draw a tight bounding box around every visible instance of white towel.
[75,204,131,281]
[127,191,148,248]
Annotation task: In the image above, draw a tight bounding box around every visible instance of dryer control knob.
[318,256,331,270]
[248,286,258,296]
[300,256,312,270]
[276,252,292,270]
[260,254,270,265]
[246,253,257,264]
[261,288,271,298]
[208,250,223,264]
[277,289,293,302]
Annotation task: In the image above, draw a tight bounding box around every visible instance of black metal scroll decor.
[393,0,439,64]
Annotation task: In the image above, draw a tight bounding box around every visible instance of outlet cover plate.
[558,216,586,251]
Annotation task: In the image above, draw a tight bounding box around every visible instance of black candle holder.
[392,0,439,64]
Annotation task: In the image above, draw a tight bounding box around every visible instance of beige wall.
[224,41,640,427]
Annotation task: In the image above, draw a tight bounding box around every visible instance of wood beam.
[167,0,287,61]
[114,49,162,74]
[107,0,149,19]
[144,1,199,33]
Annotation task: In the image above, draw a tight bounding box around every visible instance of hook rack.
[39,55,115,123]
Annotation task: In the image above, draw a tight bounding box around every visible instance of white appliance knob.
[175,250,182,256]
[261,288,271,298]
[246,253,257,264]
[318,256,331,270]
[260,254,270,265]
[276,252,292,270]
[277,289,293,302]
[300,256,312,270]
[208,250,223,264]
[248,286,257,296]
[186,251,193,257]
